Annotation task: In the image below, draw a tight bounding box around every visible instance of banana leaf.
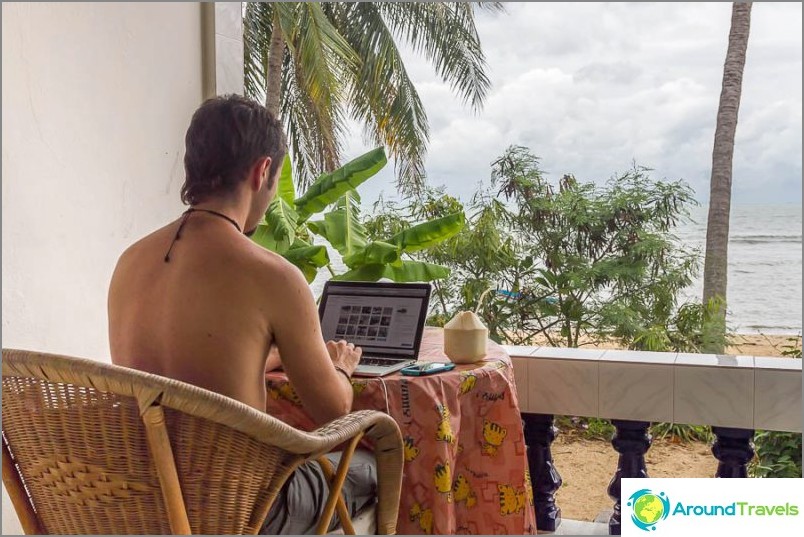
[276,154,295,206]
[307,193,367,257]
[333,261,450,282]
[382,261,451,282]
[289,237,312,249]
[256,197,299,254]
[342,241,400,268]
[294,147,386,219]
[331,264,386,282]
[284,244,330,283]
[250,223,286,253]
[389,212,465,252]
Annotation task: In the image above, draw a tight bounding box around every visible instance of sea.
[676,203,802,335]
[311,203,802,335]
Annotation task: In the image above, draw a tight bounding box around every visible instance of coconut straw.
[474,287,495,315]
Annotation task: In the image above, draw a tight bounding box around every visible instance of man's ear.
[250,157,272,191]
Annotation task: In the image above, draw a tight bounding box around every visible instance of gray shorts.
[261,450,377,535]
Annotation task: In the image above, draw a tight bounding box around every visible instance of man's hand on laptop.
[326,340,362,379]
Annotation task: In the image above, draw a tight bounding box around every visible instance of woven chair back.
[2,349,303,535]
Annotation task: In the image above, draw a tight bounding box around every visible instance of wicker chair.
[1,349,404,535]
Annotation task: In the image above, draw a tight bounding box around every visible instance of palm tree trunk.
[702,2,752,352]
[324,150,340,174]
[265,11,285,117]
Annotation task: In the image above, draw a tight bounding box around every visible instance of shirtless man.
[108,95,374,534]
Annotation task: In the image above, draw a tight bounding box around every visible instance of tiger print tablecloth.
[264,326,537,535]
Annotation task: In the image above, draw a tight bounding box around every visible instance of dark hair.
[181,94,287,205]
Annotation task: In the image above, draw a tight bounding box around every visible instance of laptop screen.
[319,281,431,357]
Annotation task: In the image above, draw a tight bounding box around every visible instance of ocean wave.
[740,325,802,334]
[730,234,802,244]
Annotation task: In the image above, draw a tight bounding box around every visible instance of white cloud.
[341,2,802,208]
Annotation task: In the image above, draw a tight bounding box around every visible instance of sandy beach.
[723,333,802,357]
[511,332,801,358]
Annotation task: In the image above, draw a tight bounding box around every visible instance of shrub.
[750,430,803,478]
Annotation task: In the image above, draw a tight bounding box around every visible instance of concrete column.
[201,2,244,98]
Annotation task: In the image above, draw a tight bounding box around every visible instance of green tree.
[368,146,702,350]
[702,2,752,353]
[244,2,501,193]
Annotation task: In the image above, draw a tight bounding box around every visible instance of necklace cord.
[164,208,242,263]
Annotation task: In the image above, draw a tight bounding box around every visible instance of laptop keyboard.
[361,357,403,367]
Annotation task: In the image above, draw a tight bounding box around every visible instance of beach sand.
[513,332,802,358]
[724,333,802,357]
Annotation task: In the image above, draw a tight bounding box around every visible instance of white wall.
[2,2,207,533]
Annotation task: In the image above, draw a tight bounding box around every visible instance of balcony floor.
[548,519,609,535]
[539,510,612,535]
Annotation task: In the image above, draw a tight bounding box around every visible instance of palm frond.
[282,50,325,188]
[379,2,492,112]
[476,2,507,13]
[247,1,496,198]
[243,2,273,101]
[329,2,430,196]
[289,4,362,180]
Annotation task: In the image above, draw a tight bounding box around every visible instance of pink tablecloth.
[265,327,537,535]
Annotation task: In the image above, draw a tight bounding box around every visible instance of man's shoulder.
[115,225,172,266]
[243,240,308,288]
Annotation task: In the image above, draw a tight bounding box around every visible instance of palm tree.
[702,2,752,353]
[244,2,501,194]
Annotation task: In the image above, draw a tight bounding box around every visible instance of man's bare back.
[108,95,361,425]
[109,213,280,410]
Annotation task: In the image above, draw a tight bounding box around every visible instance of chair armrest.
[307,410,397,449]
[308,410,403,535]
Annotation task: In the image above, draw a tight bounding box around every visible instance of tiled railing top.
[502,345,802,370]
[503,345,802,433]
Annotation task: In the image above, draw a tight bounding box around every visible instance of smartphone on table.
[400,362,456,376]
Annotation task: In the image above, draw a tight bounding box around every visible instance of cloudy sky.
[340,2,802,208]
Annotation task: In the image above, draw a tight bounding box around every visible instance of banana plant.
[251,147,465,285]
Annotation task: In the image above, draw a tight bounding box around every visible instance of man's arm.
[266,261,360,425]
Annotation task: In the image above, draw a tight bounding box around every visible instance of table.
[265,327,537,535]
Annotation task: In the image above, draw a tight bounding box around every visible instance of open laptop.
[318,281,431,377]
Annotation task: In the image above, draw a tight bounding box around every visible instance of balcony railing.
[503,345,803,535]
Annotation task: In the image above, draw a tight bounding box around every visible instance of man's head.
[181,95,287,233]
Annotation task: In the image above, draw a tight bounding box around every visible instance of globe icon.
[633,494,664,525]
